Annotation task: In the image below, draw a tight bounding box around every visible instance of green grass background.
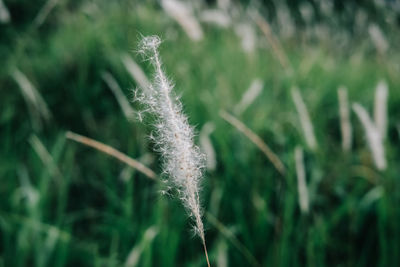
[1,1,400,266]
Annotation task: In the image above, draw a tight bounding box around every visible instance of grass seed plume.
[135,35,210,266]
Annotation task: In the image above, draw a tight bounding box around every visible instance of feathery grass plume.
[219,110,285,175]
[337,86,352,152]
[200,122,217,172]
[101,71,136,121]
[199,9,231,28]
[234,79,263,115]
[291,87,318,151]
[12,69,52,130]
[0,0,10,23]
[368,24,388,55]
[374,80,388,139]
[294,146,310,214]
[161,0,204,41]
[121,53,150,91]
[135,36,210,266]
[233,22,257,53]
[352,103,386,170]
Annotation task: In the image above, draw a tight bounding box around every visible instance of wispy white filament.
[291,87,318,151]
[337,86,352,151]
[352,103,386,170]
[295,146,310,214]
[374,80,388,139]
[136,36,206,242]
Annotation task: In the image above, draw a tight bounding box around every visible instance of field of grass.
[1,1,400,266]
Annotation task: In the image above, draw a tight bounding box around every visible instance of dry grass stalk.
[65,131,156,179]
[294,146,310,214]
[291,87,318,151]
[101,71,136,121]
[249,9,292,72]
[337,86,352,151]
[219,110,285,175]
[352,103,386,170]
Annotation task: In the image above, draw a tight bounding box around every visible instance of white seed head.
[136,36,206,241]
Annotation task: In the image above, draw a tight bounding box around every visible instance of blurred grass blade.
[338,86,352,152]
[11,69,52,129]
[161,0,203,41]
[294,146,310,214]
[360,186,384,209]
[368,24,388,55]
[291,87,318,151]
[206,212,261,267]
[249,9,292,72]
[234,79,263,115]
[234,22,257,53]
[29,135,62,184]
[124,226,158,267]
[216,239,228,267]
[121,53,150,91]
[101,71,136,121]
[352,103,386,170]
[0,0,10,23]
[374,80,388,138]
[33,0,59,27]
[65,131,156,179]
[220,110,285,175]
[200,122,217,172]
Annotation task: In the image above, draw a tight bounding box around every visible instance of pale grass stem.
[219,110,285,175]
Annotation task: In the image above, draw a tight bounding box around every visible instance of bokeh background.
[1,0,400,266]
